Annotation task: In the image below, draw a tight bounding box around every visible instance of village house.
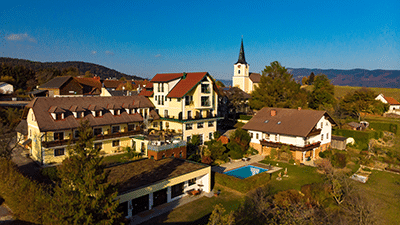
[242,107,336,163]
[375,93,400,114]
[140,72,221,144]
[20,95,165,165]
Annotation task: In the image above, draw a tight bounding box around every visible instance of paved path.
[130,191,214,225]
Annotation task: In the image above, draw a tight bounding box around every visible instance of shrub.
[228,150,243,159]
[270,148,277,159]
[331,152,347,168]
[319,151,326,158]
[41,166,59,182]
[187,154,201,163]
[289,159,295,164]
[239,115,253,120]
[0,159,51,224]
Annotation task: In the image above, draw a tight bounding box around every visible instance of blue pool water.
[224,165,268,179]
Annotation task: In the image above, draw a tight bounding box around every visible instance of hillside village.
[1,41,400,224]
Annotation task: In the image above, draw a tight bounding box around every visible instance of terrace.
[259,140,321,151]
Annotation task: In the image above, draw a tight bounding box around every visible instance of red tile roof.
[384,96,400,105]
[139,90,153,97]
[167,72,208,98]
[151,73,183,82]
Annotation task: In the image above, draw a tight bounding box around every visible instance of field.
[303,85,400,100]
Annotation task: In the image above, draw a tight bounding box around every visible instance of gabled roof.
[384,96,400,105]
[242,107,336,137]
[103,80,123,89]
[26,96,155,132]
[249,73,261,83]
[167,72,209,98]
[75,77,102,89]
[39,76,74,89]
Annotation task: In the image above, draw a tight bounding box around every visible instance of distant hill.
[288,68,400,88]
[0,57,144,80]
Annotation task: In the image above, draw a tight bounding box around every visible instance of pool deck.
[212,155,282,174]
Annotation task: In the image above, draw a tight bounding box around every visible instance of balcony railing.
[162,114,222,122]
[260,140,321,151]
[147,140,187,152]
[42,129,142,148]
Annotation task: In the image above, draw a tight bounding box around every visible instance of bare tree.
[0,123,19,160]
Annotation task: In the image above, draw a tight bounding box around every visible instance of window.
[165,96,167,101]
[112,126,120,134]
[187,136,191,143]
[186,123,193,130]
[171,153,175,157]
[326,121,328,126]
[209,132,213,139]
[95,110,101,117]
[161,96,164,105]
[112,140,120,147]
[321,134,324,141]
[93,128,102,136]
[251,133,253,138]
[187,111,192,119]
[164,110,168,118]
[256,133,259,139]
[201,96,210,106]
[171,182,185,199]
[197,122,203,129]
[128,124,136,131]
[54,148,65,156]
[54,132,64,141]
[201,84,210,93]
[188,178,196,186]
[321,122,323,128]
[153,122,158,127]
[185,96,193,105]
[74,130,80,139]
[55,113,62,120]
[161,83,164,92]
[94,142,102,150]
[238,69,240,74]
[208,121,214,127]
[326,133,329,139]
[179,151,183,158]
[155,95,158,101]
[162,153,165,158]
[157,83,160,92]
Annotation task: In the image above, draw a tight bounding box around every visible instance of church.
[232,39,261,93]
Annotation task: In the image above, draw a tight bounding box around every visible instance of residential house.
[22,95,160,165]
[375,93,400,114]
[218,86,251,121]
[141,72,221,144]
[0,82,14,94]
[38,76,102,97]
[108,157,211,219]
[242,107,336,163]
[232,39,261,93]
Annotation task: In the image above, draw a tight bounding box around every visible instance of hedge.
[369,122,398,135]
[332,129,383,150]
[239,115,253,120]
[214,171,271,193]
[0,159,51,224]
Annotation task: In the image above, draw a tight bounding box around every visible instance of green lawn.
[355,170,400,225]
[259,160,325,194]
[141,184,243,225]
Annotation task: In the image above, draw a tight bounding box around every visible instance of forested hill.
[0,57,144,81]
[288,68,400,88]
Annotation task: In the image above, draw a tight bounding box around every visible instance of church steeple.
[235,38,247,65]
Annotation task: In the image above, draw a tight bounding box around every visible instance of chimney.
[298,107,301,110]
[271,109,276,117]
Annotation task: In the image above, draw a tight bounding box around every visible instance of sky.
[1,0,399,80]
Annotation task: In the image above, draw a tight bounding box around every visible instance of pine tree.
[47,120,121,225]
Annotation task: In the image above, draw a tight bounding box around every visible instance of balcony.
[147,140,187,152]
[161,113,223,123]
[42,128,142,148]
[260,140,321,152]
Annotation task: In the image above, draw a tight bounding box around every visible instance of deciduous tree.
[250,61,307,109]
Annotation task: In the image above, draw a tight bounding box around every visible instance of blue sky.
[1,0,399,80]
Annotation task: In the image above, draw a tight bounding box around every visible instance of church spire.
[236,38,247,65]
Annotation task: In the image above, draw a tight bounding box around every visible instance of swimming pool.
[224,165,268,179]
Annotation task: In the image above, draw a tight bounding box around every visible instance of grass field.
[355,170,400,225]
[303,85,400,100]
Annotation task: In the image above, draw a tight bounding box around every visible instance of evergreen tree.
[47,120,120,225]
[308,72,315,84]
[309,74,336,109]
[250,61,307,110]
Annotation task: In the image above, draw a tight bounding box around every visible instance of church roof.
[249,73,261,83]
[235,39,248,65]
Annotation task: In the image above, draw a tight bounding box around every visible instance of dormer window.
[56,113,63,120]
[95,110,102,117]
[49,106,65,121]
